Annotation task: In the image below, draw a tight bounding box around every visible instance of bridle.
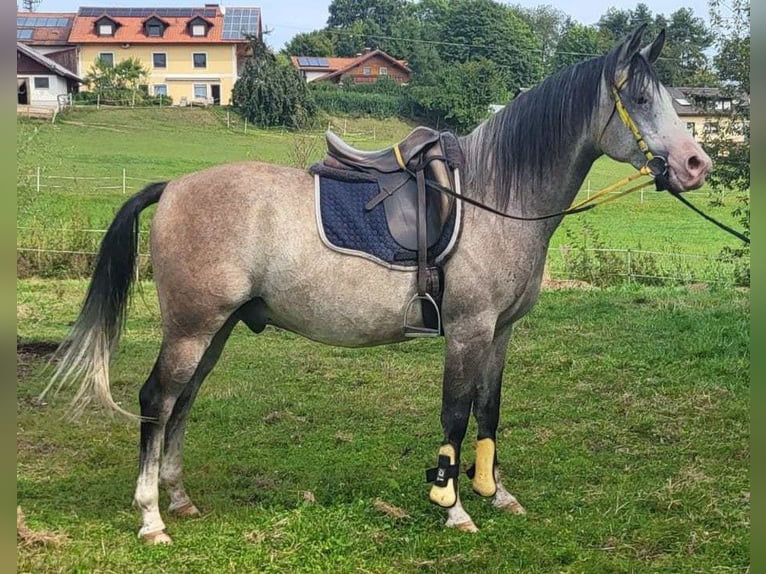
[417,72,749,244]
[604,73,670,191]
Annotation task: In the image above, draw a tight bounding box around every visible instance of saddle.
[317,126,464,336]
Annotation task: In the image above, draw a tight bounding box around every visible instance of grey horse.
[47,26,711,543]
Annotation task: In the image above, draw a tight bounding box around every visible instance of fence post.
[244,117,248,134]
[640,188,644,203]
[626,249,632,284]
[36,166,40,192]
[122,168,127,194]
[227,110,230,129]
[97,93,100,110]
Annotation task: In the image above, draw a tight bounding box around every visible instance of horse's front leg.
[471,321,526,515]
[427,320,495,532]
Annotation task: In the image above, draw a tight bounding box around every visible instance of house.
[669,86,748,143]
[16,11,78,73]
[291,48,411,85]
[17,41,82,108]
[68,4,261,105]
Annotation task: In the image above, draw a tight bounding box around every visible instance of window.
[703,121,719,134]
[147,23,162,37]
[362,66,371,76]
[34,77,50,89]
[152,53,167,68]
[686,122,696,136]
[193,53,207,68]
[191,24,206,36]
[154,84,167,96]
[99,52,114,67]
[98,23,114,36]
[194,84,207,99]
[379,66,387,76]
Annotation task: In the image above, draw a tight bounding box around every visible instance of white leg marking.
[135,436,170,541]
[161,436,200,517]
[492,480,527,515]
[445,495,478,532]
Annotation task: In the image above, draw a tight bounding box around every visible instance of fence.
[18,165,721,200]
[19,167,156,194]
[16,223,743,287]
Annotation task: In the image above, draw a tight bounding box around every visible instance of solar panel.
[79,7,216,18]
[221,7,259,40]
[17,29,33,39]
[297,57,329,68]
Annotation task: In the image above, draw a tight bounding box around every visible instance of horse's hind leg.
[134,317,233,544]
[160,314,240,519]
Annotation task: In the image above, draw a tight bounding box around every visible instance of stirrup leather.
[425,444,459,508]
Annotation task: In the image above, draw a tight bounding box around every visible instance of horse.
[46,25,711,544]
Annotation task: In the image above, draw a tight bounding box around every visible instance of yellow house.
[669,86,748,144]
[69,5,260,105]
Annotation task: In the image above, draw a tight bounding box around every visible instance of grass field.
[17,279,749,573]
[16,108,749,570]
[16,107,748,284]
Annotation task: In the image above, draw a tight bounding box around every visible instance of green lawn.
[17,107,747,284]
[17,279,749,573]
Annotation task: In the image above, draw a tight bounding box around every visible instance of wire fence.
[16,223,745,287]
[17,165,725,201]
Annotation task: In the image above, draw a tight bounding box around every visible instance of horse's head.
[598,25,712,192]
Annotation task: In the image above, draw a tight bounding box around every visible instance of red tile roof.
[70,6,248,44]
[291,50,410,77]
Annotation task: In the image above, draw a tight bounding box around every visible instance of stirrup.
[404,293,441,337]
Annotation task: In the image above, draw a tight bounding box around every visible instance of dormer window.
[143,16,168,38]
[187,16,211,38]
[94,16,119,37]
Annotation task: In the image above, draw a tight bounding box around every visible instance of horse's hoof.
[170,502,201,518]
[452,520,478,533]
[141,530,173,545]
[497,499,526,515]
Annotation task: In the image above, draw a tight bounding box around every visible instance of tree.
[283,30,335,57]
[551,22,600,72]
[517,5,572,76]
[326,0,416,58]
[706,0,749,284]
[439,0,543,92]
[411,59,508,133]
[656,8,715,86]
[83,57,149,103]
[232,36,316,128]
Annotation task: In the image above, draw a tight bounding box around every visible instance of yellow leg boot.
[427,444,459,508]
[470,438,497,497]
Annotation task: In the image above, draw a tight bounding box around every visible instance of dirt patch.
[542,278,595,290]
[17,507,65,547]
[17,340,61,379]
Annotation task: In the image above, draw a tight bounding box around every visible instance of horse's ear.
[612,24,647,85]
[640,28,666,64]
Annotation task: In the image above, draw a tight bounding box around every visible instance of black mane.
[460,47,660,211]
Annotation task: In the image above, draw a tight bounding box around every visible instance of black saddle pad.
[312,169,459,269]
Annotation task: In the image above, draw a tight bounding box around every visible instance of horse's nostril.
[687,155,702,172]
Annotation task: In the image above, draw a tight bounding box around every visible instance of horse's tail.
[42,182,168,418]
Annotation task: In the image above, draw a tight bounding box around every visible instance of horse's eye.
[635,95,649,106]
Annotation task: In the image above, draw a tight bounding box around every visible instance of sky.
[23,0,713,52]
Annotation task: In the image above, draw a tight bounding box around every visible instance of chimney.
[363,47,372,53]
